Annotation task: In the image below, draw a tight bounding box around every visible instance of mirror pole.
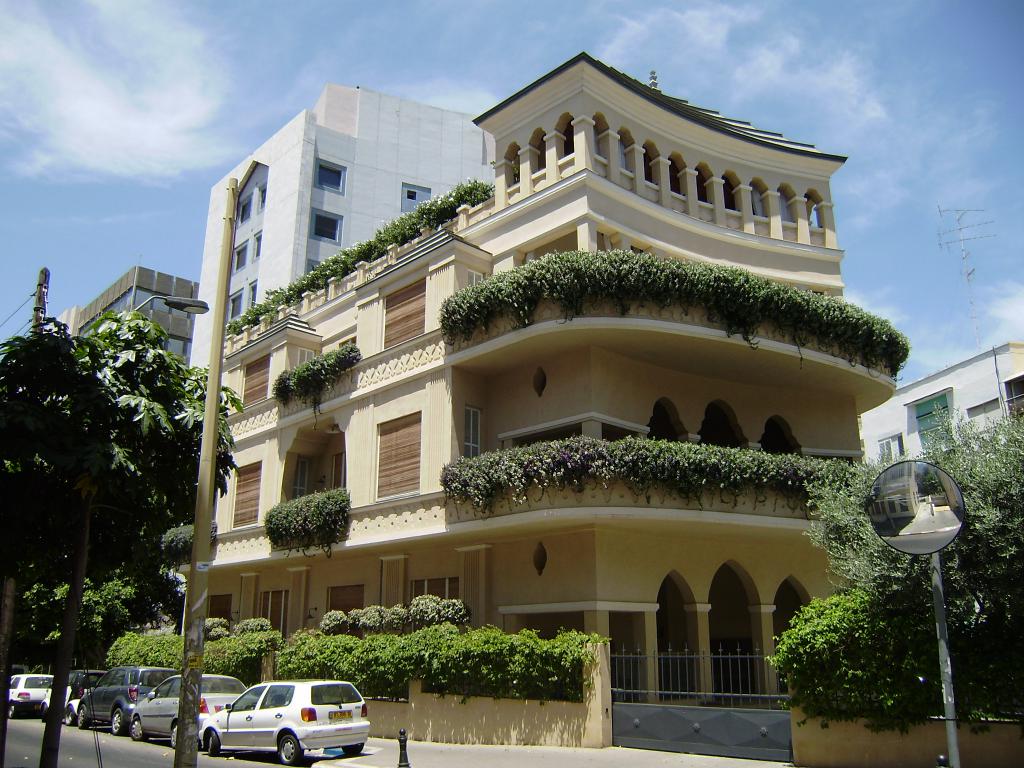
[930,551,960,768]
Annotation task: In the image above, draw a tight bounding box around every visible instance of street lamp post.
[174,178,238,768]
[133,295,210,315]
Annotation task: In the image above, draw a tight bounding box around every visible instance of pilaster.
[544,132,562,185]
[736,184,755,233]
[765,190,783,239]
[571,116,595,173]
[683,168,700,216]
[685,602,713,693]
[493,160,509,209]
[518,147,536,196]
[602,130,621,183]
[654,157,672,207]
[239,573,259,621]
[817,201,837,248]
[576,220,598,252]
[795,196,810,244]
[750,604,778,692]
[708,176,726,225]
[380,555,408,606]
[457,545,491,627]
[627,145,645,194]
[426,259,456,333]
[287,566,311,633]
[422,369,452,493]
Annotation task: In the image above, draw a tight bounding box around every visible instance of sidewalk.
[338,737,793,768]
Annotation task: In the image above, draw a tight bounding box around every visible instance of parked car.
[77,666,176,736]
[130,674,246,748]
[202,680,370,766]
[8,674,53,718]
[40,668,105,724]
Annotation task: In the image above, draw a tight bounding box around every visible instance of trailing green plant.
[264,488,350,556]
[204,617,230,642]
[273,343,362,409]
[439,249,910,376]
[105,629,281,686]
[442,434,853,514]
[276,625,602,702]
[408,595,470,627]
[227,180,494,336]
[319,610,349,635]
[233,617,273,635]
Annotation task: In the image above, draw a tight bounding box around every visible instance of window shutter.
[383,279,426,349]
[377,413,421,497]
[208,594,233,621]
[327,584,364,613]
[233,462,262,527]
[243,355,270,405]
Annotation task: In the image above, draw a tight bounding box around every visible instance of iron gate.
[611,648,791,761]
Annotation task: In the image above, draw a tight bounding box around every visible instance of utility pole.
[33,267,50,329]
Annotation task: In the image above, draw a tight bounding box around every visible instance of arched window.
[749,179,767,217]
[504,143,521,185]
[759,416,799,454]
[618,129,635,173]
[722,173,739,211]
[529,128,546,172]
[647,398,685,441]
[642,141,659,184]
[805,189,825,228]
[695,164,713,204]
[668,153,685,196]
[778,184,796,223]
[698,401,744,447]
[555,113,574,158]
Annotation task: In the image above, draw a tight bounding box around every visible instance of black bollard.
[397,728,411,768]
[936,756,949,767]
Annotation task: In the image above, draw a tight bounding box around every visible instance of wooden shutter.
[243,355,270,405]
[207,594,233,621]
[233,462,262,527]
[383,279,426,349]
[377,413,421,497]
[327,584,364,613]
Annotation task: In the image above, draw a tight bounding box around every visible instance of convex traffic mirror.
[866,460,965,555]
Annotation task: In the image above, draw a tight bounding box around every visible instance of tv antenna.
[937,206,995,349]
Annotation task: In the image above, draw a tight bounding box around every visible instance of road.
[5,717,792,767]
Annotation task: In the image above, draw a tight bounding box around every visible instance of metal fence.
[611,647,788,710]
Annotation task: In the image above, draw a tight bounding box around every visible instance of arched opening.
[593,113,610,160]
[805,188,824,228]
[772,577,809,640]
[722,172,740,211]
[529,128,546,172]
[504,143,521,185]
[698,401,744,448]
[647,398,685,441]
[618,128,635,173]
[667,152,685,195]
[749,178,767,217]
[554,113,574,158]
[695,163,713,204]
[642,141,659,184]
[778,183,796,223]
[759,416,800,454]
[656,572,696,652]
[709,562,757,652]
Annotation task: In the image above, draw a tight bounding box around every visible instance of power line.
[0,292,34,334]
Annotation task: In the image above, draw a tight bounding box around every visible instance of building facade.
[57,265,200,359]
[190,85,495,366]
[860,342,1024,462]
[203,54,897,675]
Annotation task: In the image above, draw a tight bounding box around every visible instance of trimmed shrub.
[204,617,230,642]
[439,250,910,376]
[234,617,272,635]
[320,610,348,636]
[264,488,350,556]
[347,604,408,634]
[273,343,361,409]
[160,524,193,565]
[408,595,470,627]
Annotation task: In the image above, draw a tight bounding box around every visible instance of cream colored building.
[205,53,895,674]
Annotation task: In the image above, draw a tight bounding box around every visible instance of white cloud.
[0,0,235,180]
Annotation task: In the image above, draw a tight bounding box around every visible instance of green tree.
[0,314,237,766]
[774,415,1024,729]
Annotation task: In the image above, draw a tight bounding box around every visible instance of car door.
[247,684,295,749]
[143,677,179,737]
[88,669,121,721]
[220,685,266,748]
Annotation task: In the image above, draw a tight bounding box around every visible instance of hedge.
[439,249,910,376]
[105,630,282,686]
[226,179,494,336]
[264,488,350,556]
[276,625,601,702]
[319,597,470,635]
[273,342,361,410]
[441,434,853,513]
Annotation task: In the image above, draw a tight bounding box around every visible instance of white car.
[130,674,246,748]
[8,674,53,718]
[202,680,370,766]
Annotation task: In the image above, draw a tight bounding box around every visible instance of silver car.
[202,680,370,766]
[130,674,246,749]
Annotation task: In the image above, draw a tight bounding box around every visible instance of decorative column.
[379,555,408,607]
[627,145,645,194]
[239,573,259,621]
[571,116,595,173]
[685,602,713,695]
[602,130,620,183]
[494,160,509,210]
[750,604,778,693]
[817,201,837,248]
[544,132,562,185]
[764,190,783,239]
[518,146,536,196]
[457,545,490,627]
[287,566,310,634]
[736,184,755,233]
[708,176,726,225]
[576,220,598,252]
[683,168,700,216]
[794,195,810,244]
[655,157,672,207]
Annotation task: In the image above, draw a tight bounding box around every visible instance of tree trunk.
[38,499,91,768]
[0,576,17,762]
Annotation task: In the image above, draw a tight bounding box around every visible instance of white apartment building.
[860,342,1024,462]
[191,84,495,365]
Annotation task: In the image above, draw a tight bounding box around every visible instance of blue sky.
[0,0,1021,381]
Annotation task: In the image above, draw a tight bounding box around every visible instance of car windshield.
[310,683,361,705]
[140,670,174,688]
[202,677,245,694]
[25,677,52,688]
[84,672,104,687]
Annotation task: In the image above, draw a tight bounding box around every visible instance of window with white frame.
[468,270,485,287]
[878,433,904,463]
[410,576,459,599]
[253,232,262,260]
[234,243,248,272]
[914,392,950,447]
[464,406,481,457]
[292,456,311,499]
[317,162,346,192]
[228,290,244,320]
[258,185,267,211]
[238,195,252,223]
[312,211,341,242]
[248,281,258,308]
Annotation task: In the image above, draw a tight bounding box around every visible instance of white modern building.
[860,342,1024,462]
[190,84,495,365]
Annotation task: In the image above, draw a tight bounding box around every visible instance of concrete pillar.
[736,184,755,233]
[576,220,598,252]
[817,201,837,248]
[603,130,620,183]
[239,573,259,621]
[609,232,631,252]
[544,132,561,185]
[518,147,536,196]
[627,145,645,194]
[380,555,407,606]
[581,418,602,438]
[493,250,520,274]
[584,610,610,636]
[457,545,490,627]
[750,604,778,693]
[642,609,659,701]
[654,157,672,207]
[794,195,810,243]
[287,566,310,635]
[765,190,783,239]
[686,602,713,695]
[683,168,700,216]
[494,160,509,209]
[709,176,726,225]
[421,370,452,493]
[571,116,595,173]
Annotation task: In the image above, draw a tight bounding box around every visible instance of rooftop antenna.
[937,206,995,350]
[648,70,659,90]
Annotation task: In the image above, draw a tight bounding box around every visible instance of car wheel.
[39,702,48,720]
[277,732,304,766]
[206,730,222,757]
[64,705,78,727]
[7,704,14,720]
[342,743,364,757]
[170,722,178,750]
[78,708,91,729]
[110,707,127,737]
[129,715,146,742]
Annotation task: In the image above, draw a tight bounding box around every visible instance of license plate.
[328,710,351,721]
